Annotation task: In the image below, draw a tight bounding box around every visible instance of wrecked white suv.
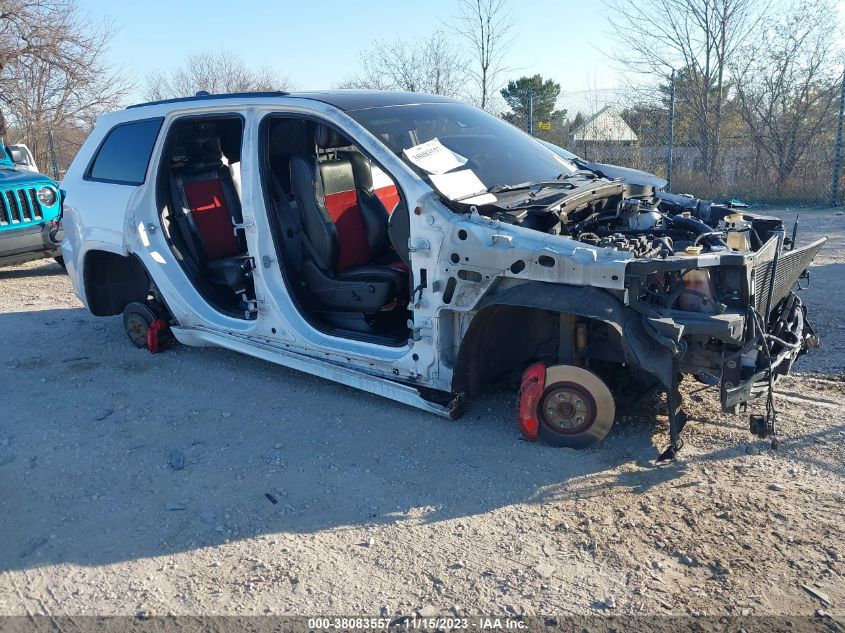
[60,91,825,459]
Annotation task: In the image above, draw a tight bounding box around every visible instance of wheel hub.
[541,383,596,434]
[556,400,576,418]
[126,314,148,344]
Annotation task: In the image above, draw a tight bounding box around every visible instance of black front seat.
[289,125,407,312]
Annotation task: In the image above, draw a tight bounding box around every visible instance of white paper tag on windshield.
[403,138,468,175]
[430,169,488,201]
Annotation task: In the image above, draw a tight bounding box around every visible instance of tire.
[536,365,616,449]
[53,256,66,269]
[122,302,157,349]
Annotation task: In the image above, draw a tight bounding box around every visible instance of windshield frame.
[0,146,16,168]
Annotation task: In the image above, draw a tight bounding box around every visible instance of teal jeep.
[0,145,63,267]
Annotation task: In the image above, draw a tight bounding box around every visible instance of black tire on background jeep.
[53,256,66,269]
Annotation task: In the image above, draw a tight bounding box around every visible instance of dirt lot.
[0,208,843,620]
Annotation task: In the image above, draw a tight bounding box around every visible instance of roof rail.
[126,91,290,109]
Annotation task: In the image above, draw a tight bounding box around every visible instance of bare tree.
[732,0,843,193]
[3,52,130,170]
[452,0,514,111]
[339,31,466,96]
[1,0,103,76]
[142,51,292,101]
[0,0,129,167]
[607,0,767,178]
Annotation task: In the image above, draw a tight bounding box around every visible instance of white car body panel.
[172,325,453,416]
[62,95,633,410]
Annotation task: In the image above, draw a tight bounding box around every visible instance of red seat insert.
[323,189,371,271]
[374,185,400,215]
[183,179,241,260]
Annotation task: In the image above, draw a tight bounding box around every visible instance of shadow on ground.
[0,261,66,280]
[0,306,682,573]
[1,304,837,574]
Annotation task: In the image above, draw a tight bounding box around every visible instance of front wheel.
[536,365,616,448]
[53,256,66,269]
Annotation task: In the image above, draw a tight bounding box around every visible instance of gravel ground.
[0,209,843,619]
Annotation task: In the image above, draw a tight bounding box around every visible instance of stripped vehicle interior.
[262,117,412,341]
[158,116,253,316]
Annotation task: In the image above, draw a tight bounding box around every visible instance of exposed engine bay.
[463,173,785,259]
[455,172,820,319]
[450,171,827,459]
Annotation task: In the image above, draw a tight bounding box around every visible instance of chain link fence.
[529,74,845,206]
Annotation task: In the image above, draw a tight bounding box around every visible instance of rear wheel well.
[83,251,150,316]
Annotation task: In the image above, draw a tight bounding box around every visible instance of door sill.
[171,326,452,417]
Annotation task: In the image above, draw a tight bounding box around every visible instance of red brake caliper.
[517,362,546,441]
[146,319,170,354]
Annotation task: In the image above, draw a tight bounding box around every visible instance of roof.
[570,106,638,143]
[126,91,290,109]
[288,90,459,111]
[126,90,459,112]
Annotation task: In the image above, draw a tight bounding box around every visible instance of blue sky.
[78,0,621,101]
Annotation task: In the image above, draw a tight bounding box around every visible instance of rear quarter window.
[86,118,164,185]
